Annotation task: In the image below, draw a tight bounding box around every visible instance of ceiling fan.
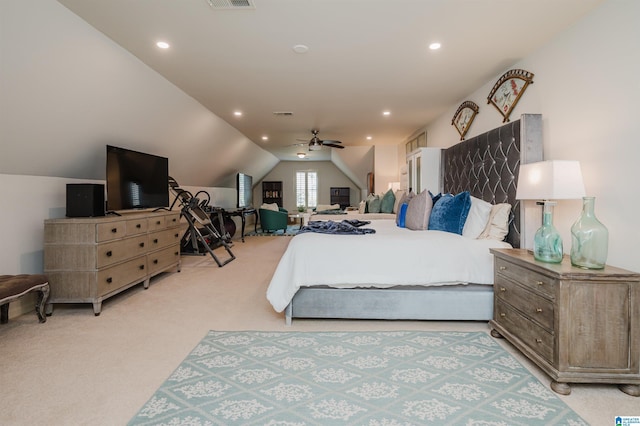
[297,129,344,151]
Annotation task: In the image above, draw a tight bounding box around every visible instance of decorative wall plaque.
[451,101,479,140]
[487,69,534,122]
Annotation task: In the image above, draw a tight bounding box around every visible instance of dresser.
[44,211,181,315]
[489,248,640,396]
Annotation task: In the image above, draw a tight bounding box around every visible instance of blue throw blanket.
[298,219,375,235]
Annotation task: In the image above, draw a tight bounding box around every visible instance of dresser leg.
[490,329,503,338]
[619,384,640,397]
[550,381,571,395]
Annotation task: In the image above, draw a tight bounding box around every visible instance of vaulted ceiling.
[57,0,604,161]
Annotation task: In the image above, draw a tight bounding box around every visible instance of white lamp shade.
[516,160,586,200]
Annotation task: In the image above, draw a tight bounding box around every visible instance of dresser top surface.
[45,210,178,224]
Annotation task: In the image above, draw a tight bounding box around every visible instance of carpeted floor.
[128,331,586,425]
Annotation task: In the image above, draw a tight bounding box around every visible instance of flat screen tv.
[106,145,169,211]
[236,172,253,208]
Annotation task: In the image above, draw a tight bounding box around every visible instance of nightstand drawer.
[495,298,554,363]
[495,276,554,331]
[495,257,556,299]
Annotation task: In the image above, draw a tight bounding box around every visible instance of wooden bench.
[0,274,50,324]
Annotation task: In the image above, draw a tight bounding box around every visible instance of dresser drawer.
[147,215,167,231]
[495,276,554,331]
[97,235,148,268]
[495,298,554,363]
[126,217,149,235]
[148,228,181,251]
[148,246,180,275]
[96,221,127,242]
[495,257,556,299]
[97,256,148,296]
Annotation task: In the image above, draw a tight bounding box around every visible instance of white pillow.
[358,200,366,214]
[478,203,512,241]
[260,203,280,212]
[393,189,406,214]
[462,196,492,239]
[316,203,340,212]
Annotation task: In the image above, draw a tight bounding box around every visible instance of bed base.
[284,285,493,326]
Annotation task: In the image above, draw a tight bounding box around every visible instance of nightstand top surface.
[491,248,640,281]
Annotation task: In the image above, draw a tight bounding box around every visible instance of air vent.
[206,0,255,9]
[273,112,294,116]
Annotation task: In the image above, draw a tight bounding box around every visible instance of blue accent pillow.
[428,191,472,234]
[396,203,409,228]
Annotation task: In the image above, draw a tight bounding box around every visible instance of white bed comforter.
[266,220,511,312]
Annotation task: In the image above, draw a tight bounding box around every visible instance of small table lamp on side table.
[516,160,585,263]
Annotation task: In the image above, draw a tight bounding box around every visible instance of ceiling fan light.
[309,144,321,151]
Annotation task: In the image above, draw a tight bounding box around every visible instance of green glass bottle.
[534,201,563,263]
[570,197,608,269]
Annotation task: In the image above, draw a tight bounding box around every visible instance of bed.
[267,114,543,324]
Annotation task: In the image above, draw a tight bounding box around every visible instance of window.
[296,170,317,208]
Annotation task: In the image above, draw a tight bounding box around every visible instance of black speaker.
[66,184,105,217]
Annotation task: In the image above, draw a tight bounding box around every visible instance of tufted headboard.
[441,114,543,248]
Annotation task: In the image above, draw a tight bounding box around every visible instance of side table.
[489,248,640,396]
[224,208,257,242]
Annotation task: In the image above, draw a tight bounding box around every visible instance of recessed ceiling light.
[366,136,373,140]
[297,152,306,159]
[429,42,441,50]
[261,136,268,141]
[233,111,242,117]
[382,111,391,116]
[292,44,309,54]
[156,41,170,49]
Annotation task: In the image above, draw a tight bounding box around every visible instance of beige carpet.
[0,235,636,425]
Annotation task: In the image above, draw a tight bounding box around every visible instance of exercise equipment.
[168,177,235,267]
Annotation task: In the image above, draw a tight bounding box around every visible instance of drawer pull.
[535,338,543,344]
[156,221,161,225]
[136,223,141,228]
[499,287,506,292]
[499,266,506,271]
[139,265,145,270]
[536,281,544,286]
[500,313,506,318]
[139,242,145,248]
[153,259,158,264]
[153,238,159,244]
[536,308,543,313]
[106,277,112,283]
[106,250,112,257]
[174,233,179,238]
[111,228,117,233]
[174,251,179,256]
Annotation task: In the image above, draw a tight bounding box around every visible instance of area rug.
[246,226,299,237]
[128,331,587,425]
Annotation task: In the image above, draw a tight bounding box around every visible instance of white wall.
[0,0,279,186]
[425,0,640,272]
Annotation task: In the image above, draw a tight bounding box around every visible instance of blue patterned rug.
[128,331,586,425]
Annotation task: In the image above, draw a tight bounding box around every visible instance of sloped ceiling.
[56,0,604,159]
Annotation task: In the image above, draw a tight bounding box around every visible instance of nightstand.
[489,248,640,396]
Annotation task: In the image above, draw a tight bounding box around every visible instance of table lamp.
[516,160,586,263]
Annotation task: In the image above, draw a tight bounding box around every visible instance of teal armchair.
[259,207,288,233]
